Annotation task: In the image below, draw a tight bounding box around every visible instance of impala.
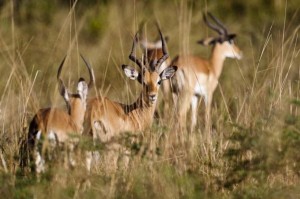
[140,32,171,71]
[170,12,242,131]
[26,55,95,173]
[139,28,174,116]
[85,27,177,143]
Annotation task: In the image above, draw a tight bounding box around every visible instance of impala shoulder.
[171,55,198,69]
[193,58,210,74]
[88,97,103,106]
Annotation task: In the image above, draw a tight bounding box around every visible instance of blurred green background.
[0,0,299,198]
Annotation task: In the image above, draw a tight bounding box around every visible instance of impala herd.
[21,13,242,173]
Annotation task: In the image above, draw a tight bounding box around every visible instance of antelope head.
[138,20,169,50]
[122,27,177,106]
[198,12,242,60]
[57,55,95,128]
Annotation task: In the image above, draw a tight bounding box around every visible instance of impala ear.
[77,78,88,100]
[197,37,216,46]
[160,66,177,81]
[226,33,236,42]
[122,65,139,80]
[164,36,169,43]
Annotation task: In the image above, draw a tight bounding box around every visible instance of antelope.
[170,12,242,132]
[85,27,177,143]
[26,55,94,173]
[140,33,171,70]
[139,29,173,118]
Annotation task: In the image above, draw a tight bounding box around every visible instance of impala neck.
[123,93,156,115]
[210,44,226,79]
[70,101,86,133]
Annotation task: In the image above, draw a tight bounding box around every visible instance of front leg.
[205,81,218,131]
[35,130,46,174]
[190,95,199,132]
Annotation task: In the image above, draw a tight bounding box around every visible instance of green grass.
[0,0,300,198]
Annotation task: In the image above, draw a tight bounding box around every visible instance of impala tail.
[19,114,40,171]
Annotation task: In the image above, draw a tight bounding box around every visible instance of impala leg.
[172,93,178,114]
[205,95,212,133]
[175,91,193,144]
[47,131,57,161]
[161,80,171,116]
[177,104,187,131]
[205,81,218,132]
[85,151,93,172]
[190,95,199,132]
[85,150,100,173]
[35,130,45,174]
[67,142,76,168]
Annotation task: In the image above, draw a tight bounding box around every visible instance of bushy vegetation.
[0,0,299,198]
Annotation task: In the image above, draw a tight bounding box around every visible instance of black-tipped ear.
[197,37,216,46]
[77,79,89,100]
[164,36,169,43]
[227,34,236,41]
[78,77,85,83]
[197,40,205,45]
[122,64,139,80]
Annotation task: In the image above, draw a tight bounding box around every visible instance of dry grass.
[0,0,300,198]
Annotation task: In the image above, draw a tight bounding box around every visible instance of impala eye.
[158,80,162,85]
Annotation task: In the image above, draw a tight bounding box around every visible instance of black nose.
[149,95,157,101]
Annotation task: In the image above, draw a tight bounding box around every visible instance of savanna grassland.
[0,0,300,198]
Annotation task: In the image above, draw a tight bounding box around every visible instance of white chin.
[149,100,156,105]
[235,54,242,60]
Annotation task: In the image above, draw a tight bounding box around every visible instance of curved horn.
[57,56,66,80]
[129,32,144,69]
[143,54,149,68]
[57,56,67,97]
[80,54,95,88]
[57,56,71,113]
[203,13,225,35]
[155,24,169,71]
[207,12,228,35]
